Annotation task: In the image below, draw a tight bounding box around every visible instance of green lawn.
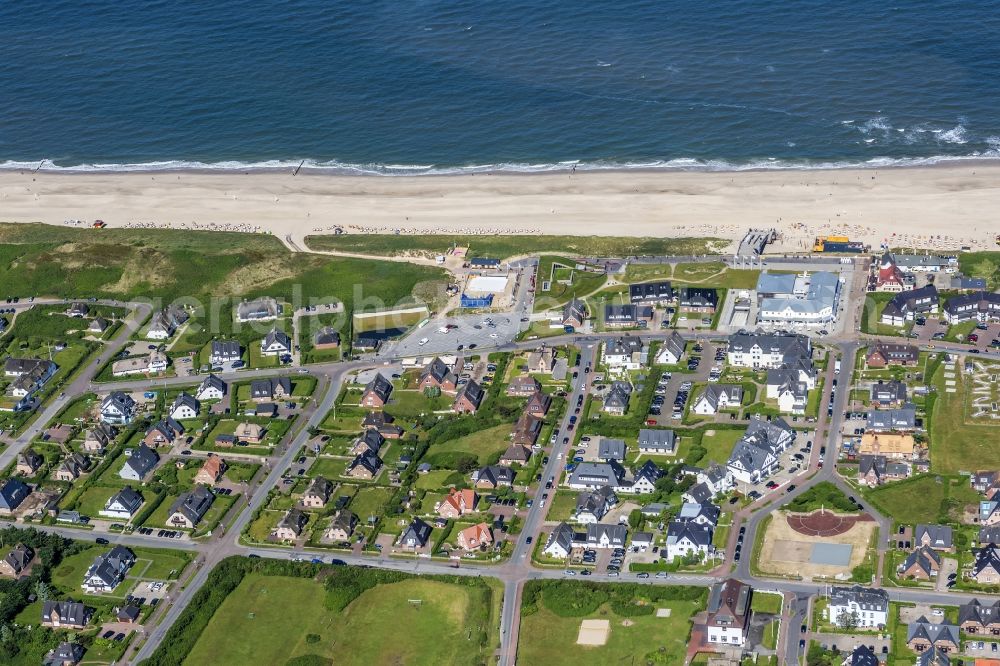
[534,256,608,311]
[185,574,496,666]
[958,251,1000,289]
[519,598,700,665]
[51,545,192,596]
[864,474,979,524]
[307,456,350,479]
[699,428,743,465]
[783,481,856,513]
[414,469,461,490]
[304,234,724,260]
[929,358,1000,473]
[751,592,784,614]
[349,486,396,523]
[430,423,512,460]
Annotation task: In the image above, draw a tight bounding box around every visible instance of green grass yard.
[864,474,979,524]
[184,574,497,666]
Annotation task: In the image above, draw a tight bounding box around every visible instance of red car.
[968,333,979,343]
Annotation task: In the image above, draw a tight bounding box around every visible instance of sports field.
[185,574,498,666]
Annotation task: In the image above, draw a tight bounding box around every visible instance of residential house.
[66,302,89,318]
[693,384,744,415]
[196,374,227,401]
[453,380,485,414]
[866,407,917,432]
[208,339,241,366]
[623,460,663,494]
[361,374,393,409]
[169,393,200,420]
[117,604,141,624]
[506,374,541,397]
[630,281,673,304]
[194,455,227,486]
[0,543,34,577]
[665,521,713,562]
[706,578,753,645]
[251,377,292,402]
[143,419,184,448]
[111,351,168,377]
[727,331,812,369]
[271,509,308,542]
[100,392,137,425]
[236,297,279,322]
[828,585,889,628]
[858,455,890,487]
[457,523,493,550]
[906,616,960,653]
[234,422,265,444]
[916,647,951,666]
[567,462,625,490]
[301,476,334,508]
[473,465,514,489]
[899,546,942,580]
[866,342,920,368]
[3,358,58,409]
[880,285,939,326]
[525,391,551,418]
[351,429,385,456]
[656,330,687,365]
[602,335,646,371]
[544,523,580,558]
[603,381,632,415]
[981,503,1000,526]
[88,317,109,334]
[597,438,627,462]
[562,299,587,329]
[874,251,907,292]
[586,523,627,549]
[682,482,715,506]
[325,510,358,541]
[766,361,816,415]
[15,449,43,476]
[313,327,341,350]
[44,642,85,666]
[958,598,1000,635]
[727,432,778,485]
[915,525,954,551]
[697,464,735,495]
[943,291,1000,324]
[678,287,718,312]
[361,411,403,439]
[500,443,532,466]
[574,486,617,524]
[526,347,557,374]
[438,488,478,518]
[55,453,90,482]
[511,413,543,448]
[260,327,291,357]
[100,487,144,520]
[972,544,1000,584]
[603,304,653,328]
[346,450,383,480]
[858,433,916,460]
[41,600,91,629]
[678,502,721,526]
[419,357,458,394]
[82,423,117,453]
[82,545,136,593]
[398,518,432,550]
[167,486,215,529]
[146,305,188,339]
[972,471,1000,496]
[0,478,31,514]
[638,428,676,455]
[845,645,880,666]
[870,380,908,407]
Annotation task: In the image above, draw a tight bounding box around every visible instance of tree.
[837,610,860,631]
[34,581,51,602]
[628,509,643,530]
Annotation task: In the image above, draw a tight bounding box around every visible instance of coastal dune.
[1,166,999,253]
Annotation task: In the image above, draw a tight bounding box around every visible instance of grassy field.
[0,223,447,314]
[958,251,1000,289]
[304,234,724,260]
[518,598,700,665]
[784,481,857,513]
[535,256,608,311]
[864,474,979,524]
[698,428,743,465]
[860,292,910,336]
[929,358,1000,473]
[185,574,496,666]
[429,423,513,460]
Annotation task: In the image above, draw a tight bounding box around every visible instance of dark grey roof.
[638,428,676,452]
[107,486,144,514]
[666,520,712,547]
[348,449,383,476]
[364,374,393,402]
[958,598,1000,627]
[251,377,292,398]
[42,600,89,626]
[199,374,227,394]
[829,585,888,612]
[455,379,484,408]
[906,616,959,647]
[0,478,30,511]
[262,327,291,350]
[629,281,673,302]
[169,486,215,525]
[598,438,626,461]
[915,524,953,550]
[315,327,341,345]
[44,642,85,666]
[871,380,907,402]
[210,339,241,358]
[866,407,916,431]
[401,517,432,546]
[848,645,880,666]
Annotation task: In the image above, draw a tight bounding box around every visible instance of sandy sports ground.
[758,510,876,580]
[2,165,1000,254]
[576,619,611,646]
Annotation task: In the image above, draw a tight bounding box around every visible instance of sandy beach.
[1,165,999,254]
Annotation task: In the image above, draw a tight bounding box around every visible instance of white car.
[418,338,429,346]
[489,333,499,338]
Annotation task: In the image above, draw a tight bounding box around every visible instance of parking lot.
[381,313,524,358]
[645,340,723,427]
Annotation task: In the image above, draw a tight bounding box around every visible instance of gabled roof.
[421,357,455,385]
[169,486,215,524]
[262,327,291,350]
[199,373,227,395]
[958,597,1000,627]
[847,644,880,666]
[901,545,942,577]
[906,616,959,646]
[829,585,888,612]
[545,522,578,554]
[666,520,712,547]
[171,392,199,414]
[455,379,485,408]
[707,578,751,628]
[315,326,341,345]
[276,509,308,536]
[348,449,383,476]
[915,524,953,549]
[363,374,393,402]
[401,518,432,547]
[107,486,143,513]
[638,428,675,451]
[102,391,136,414]
[304,476,334,502]
[0,478,31,510]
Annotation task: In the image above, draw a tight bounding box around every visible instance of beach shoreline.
[1,165,999,255]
